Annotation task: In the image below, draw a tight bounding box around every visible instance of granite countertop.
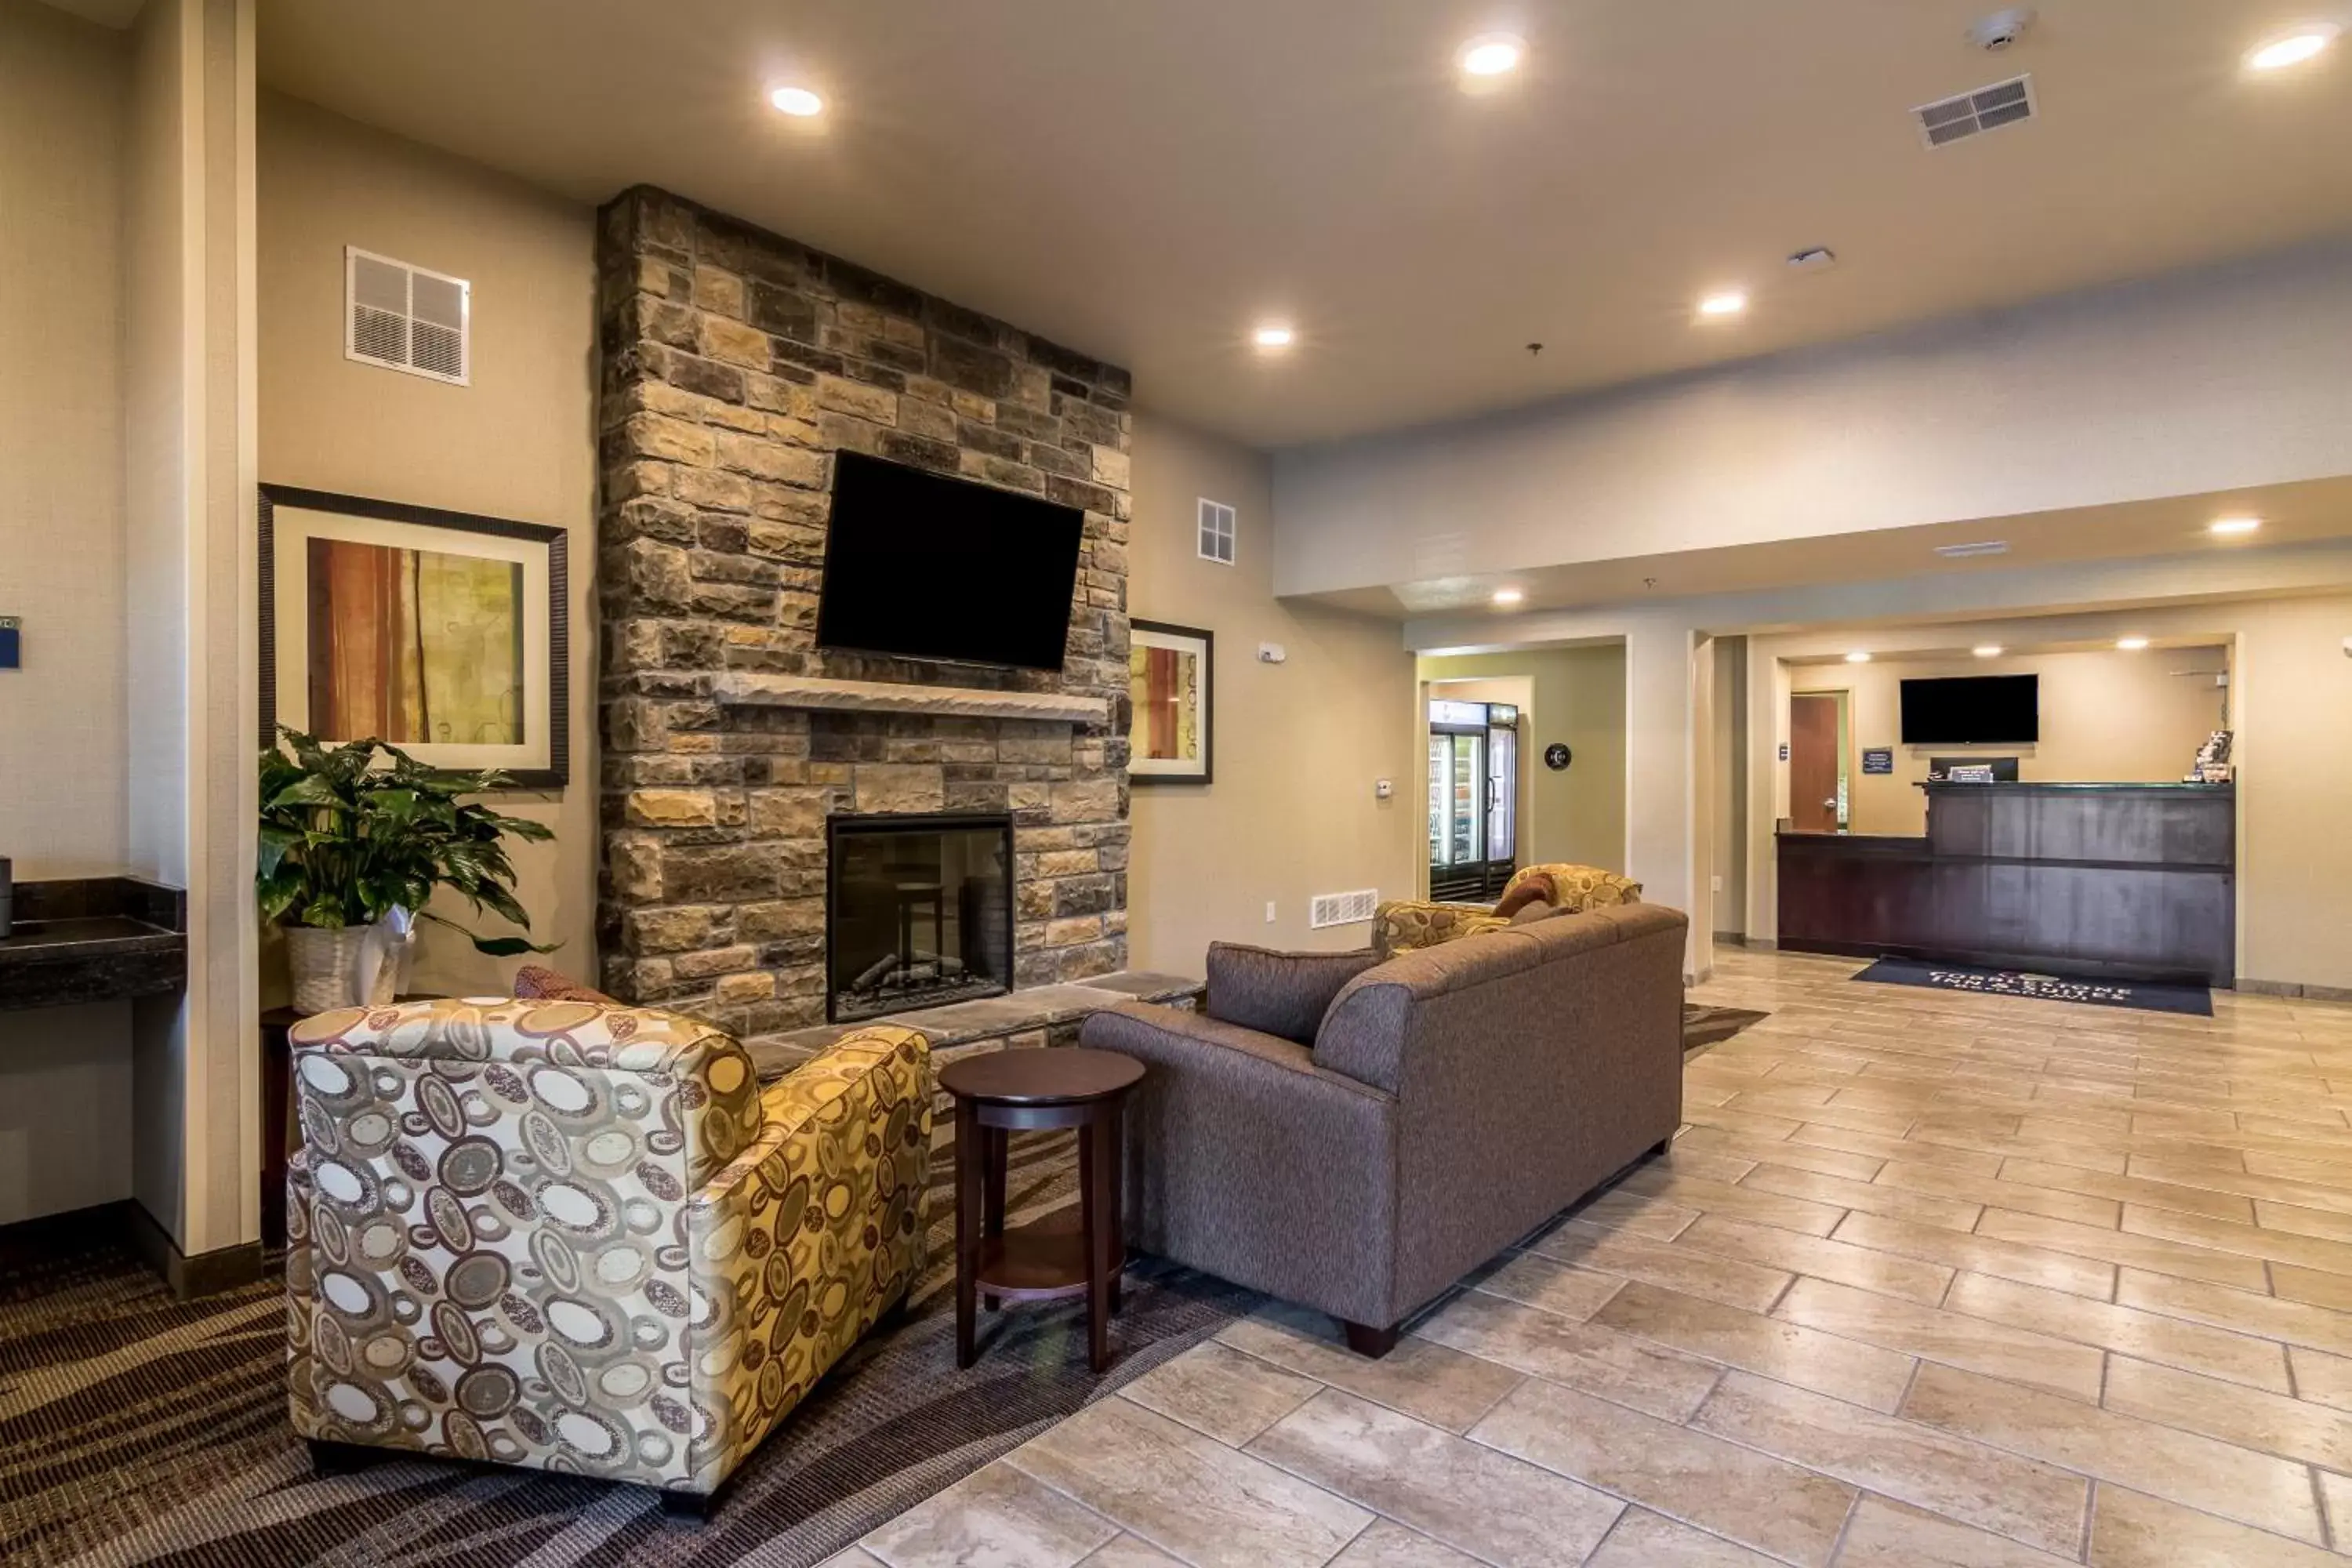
[0,877,188,1011]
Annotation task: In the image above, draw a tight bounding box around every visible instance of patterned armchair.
[284,997,930,1510]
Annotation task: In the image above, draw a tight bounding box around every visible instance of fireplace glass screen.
[827,813,1014,1023]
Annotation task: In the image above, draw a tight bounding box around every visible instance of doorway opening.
[1788,689,1850,833]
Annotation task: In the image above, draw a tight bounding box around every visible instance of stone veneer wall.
[593,187,1134,1056]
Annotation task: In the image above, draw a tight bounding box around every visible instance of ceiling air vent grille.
[1914,74,2036,148]
[1310,889,1380,930]
[347,246,470,385]
[1198,498,1236,564]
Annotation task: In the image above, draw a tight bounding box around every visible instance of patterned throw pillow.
[1371,900,1514,958]
[1494,864,1643,920]
[510,964,618,1004]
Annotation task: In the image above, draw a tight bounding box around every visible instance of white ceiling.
[256,2,2352,448]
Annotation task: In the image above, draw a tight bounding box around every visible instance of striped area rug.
[0,1133,1258,1568]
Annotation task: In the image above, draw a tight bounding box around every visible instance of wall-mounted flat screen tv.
[815,452,1086,671]
[1900,673,2039,746]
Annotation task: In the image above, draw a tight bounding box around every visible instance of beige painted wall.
[1126,414,1418,970]
[1417,645,1628,876]
[1788,645,2227,837]
[0,0,128,875]
[0,0,133,1227]
[256,92,597,998]
[1711,637,1748,936]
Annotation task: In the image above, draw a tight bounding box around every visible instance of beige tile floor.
[832,949,2352,1566]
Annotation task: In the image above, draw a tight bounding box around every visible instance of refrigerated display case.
[1427,700,1519,902]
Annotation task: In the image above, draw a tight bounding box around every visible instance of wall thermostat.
[1258,642,1287,664]
[1374,779,1394,800]
[1544,742,1572,771]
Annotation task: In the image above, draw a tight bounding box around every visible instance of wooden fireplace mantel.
[713,673,1111,725]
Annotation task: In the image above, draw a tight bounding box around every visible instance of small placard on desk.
[1862,747,1893,775]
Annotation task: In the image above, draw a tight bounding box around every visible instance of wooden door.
[1790,694,1842,833]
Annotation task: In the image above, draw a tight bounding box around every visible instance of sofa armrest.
[684,1025,931,1491]
[1080,1001,1402,1325]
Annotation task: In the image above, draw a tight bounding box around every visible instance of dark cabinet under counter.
[1777,783,2234,985]
[0,877,188,1011]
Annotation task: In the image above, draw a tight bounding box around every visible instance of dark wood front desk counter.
[1777,782,2234,985]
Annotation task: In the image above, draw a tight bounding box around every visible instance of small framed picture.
[1129,619,1214,785]
[259,485,569,788]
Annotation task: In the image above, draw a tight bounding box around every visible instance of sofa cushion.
[1316,904,1683,1093]
[1206,942,1386,1045]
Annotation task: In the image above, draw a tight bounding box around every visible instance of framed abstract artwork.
[1129,619,1213,784]
[259,485,569,789]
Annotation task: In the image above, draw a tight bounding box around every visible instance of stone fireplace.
[826,811,1014,1023]
[593,187,1134,1061]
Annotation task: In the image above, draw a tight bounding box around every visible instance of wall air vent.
[1934,540,2012,558]
[1309,889,1380,930]
[1913,74,2036,148]
[346,246,470,385]
[1198,498,1236,564]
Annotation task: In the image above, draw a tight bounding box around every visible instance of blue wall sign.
[1862,747,1894,775]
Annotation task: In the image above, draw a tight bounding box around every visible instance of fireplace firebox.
[826,813,1014,1024]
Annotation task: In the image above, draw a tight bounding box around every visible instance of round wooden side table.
[938,1046,1145,1374]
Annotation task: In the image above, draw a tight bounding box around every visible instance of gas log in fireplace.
[826,813,1014,1024]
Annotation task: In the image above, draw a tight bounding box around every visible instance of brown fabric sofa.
[1080,902,1688,1356]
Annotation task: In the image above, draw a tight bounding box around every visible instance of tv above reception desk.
[1777,780,2234,985]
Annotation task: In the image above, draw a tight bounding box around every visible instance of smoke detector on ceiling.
[1969,8,2037,52]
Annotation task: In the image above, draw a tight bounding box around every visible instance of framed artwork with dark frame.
[1129,619,1214,785]
[259,485,570,789]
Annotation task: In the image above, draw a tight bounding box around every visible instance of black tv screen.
[815,452,1086,671]
[1900,674,2039,746]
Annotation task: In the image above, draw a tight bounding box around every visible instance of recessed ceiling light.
[2209,516,2262,535]
[1491,588,1525,607]
[1252,325,1295,350]
[1697,291,1748,318]
[1457,33,1527,77]
[1845,651,1872,664]
[768,85,824,117]
[2117,636,2151,651]
[1973,645,2004,658]
[2247,26,2338,71]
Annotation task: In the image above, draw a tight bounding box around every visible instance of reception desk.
[1777,782,2234,985]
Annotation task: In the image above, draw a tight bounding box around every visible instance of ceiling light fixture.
[2209,516,2262,535]
[2247,26,2338,71]
[768,85,824,117]
[1457,33,1527,77]
[1491,588,1525,607]
[1973,645,2004,658]
[1252,325,1295,350]
[2117,636,2151,651]
[1845,651,1872,664]
[1697,291,1749,318]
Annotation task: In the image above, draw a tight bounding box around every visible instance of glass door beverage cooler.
[1427,699,1519,902]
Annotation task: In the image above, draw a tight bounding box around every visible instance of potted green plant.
[257,728,556,1012]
